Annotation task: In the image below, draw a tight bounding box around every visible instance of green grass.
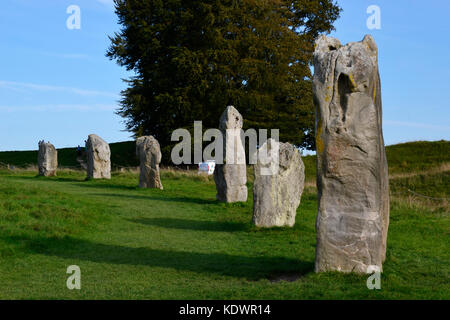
[386,140,450,174]
[2,140,448,174]
[301,140,450,181]
[0,166,448,299]
[0,141,138,169]
[0,140,448,299]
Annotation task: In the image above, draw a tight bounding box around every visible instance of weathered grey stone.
[253,139,305,227]
[214,106,247,202]
[313,35,389,273]
[38,141,57,176]
[86,134,111,179]
[136,135,163,189]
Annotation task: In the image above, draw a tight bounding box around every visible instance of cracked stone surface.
[86,134,111,179]
[253,139,305,227]
[214,106,248,202]
[136,135,163,189]
[38,141,57,177]
[313,35,390,273]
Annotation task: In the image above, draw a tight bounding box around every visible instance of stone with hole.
[313,35,390,273]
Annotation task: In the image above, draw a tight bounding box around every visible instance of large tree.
[107,0,341,159]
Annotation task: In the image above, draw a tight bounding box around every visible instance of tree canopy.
[107,0,341,158]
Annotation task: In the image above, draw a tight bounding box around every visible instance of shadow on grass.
[4,175,137,189]
[8,235,313,280]
[91,192,217,205]
[73,182,138,191]
[5,175,84,183]
[52,177,86,183]
[4,175,216,204]
[129,217,249,232]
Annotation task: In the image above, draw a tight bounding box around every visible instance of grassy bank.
[0,140,448,299]
[0,163,448,299]
[2,140,448,174]
[0,141,138,169]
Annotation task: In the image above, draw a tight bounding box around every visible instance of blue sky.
[0,0,449,151]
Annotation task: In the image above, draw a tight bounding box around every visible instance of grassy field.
[0,141,138,169]
[0,141,448,299]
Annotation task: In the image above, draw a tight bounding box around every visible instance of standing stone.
[214,106,247,202]
[253,139,305,227]
[313,35,389,273]
[86,134,111,179]
[136,135,163,189]
[38,141,57,176]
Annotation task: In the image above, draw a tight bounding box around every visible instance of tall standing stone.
[38,141,57,176]
[86,134,111,179]
[136,135,163,189]
[253,139,305,227]
[214,106,247,202]
[313,35,389,273]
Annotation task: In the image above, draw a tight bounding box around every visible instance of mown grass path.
[0,170,448,299]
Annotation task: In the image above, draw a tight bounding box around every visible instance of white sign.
[198,160,215,175]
